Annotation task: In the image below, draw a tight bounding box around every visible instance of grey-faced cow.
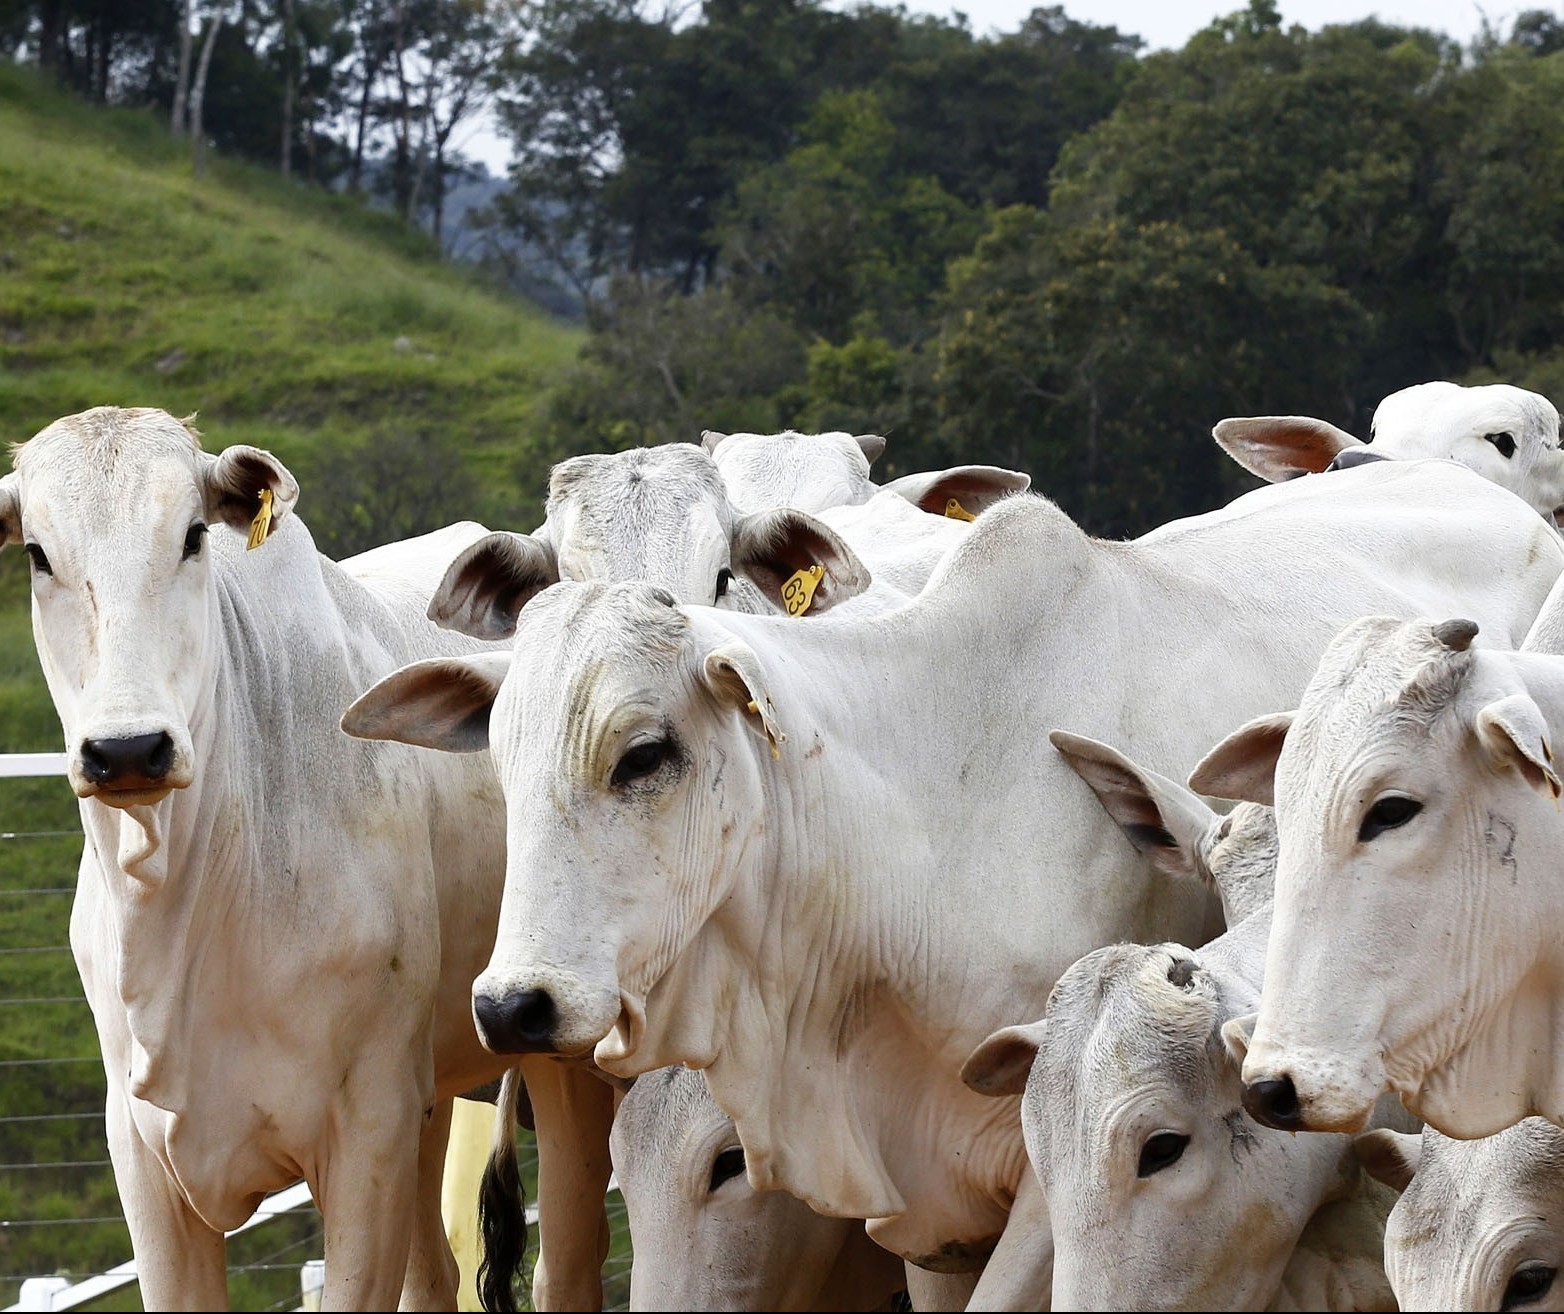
[1356,1118,1564,1312]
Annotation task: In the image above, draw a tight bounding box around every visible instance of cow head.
[611,1065,903,1310]
[1357,1120,1564,1312]
[344,582,780,1065]
[5,407,297,807]
[1213,382,1564,528]
[704,428,885,514]
[963,938,1359,1311]
[427,445,871,638]
[1193,616,1564,1140]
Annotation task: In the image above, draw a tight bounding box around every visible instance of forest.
[5,0,1564,531]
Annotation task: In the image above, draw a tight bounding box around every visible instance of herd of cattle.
[10,380,1564,1311]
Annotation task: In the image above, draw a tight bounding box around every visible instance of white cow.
[960,733,1396,1311]
[1192,615,1564,1143]
[701,427,1029,518]
[1212,381,1564,525]
[1356,1119,1564,1311]
[343,459,1561,1306]
[0,407,615,1311]
[431,441,1026,639]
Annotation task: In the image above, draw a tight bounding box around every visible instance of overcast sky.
[454,0,1521,171]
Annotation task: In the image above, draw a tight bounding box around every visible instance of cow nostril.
[80,733,176,785]
[474,989,558,1054]
[1243,1076,1304,1131]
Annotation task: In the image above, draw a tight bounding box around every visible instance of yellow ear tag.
[781,564,824,617]
[745,699,784,760]
[944,497,977,522]
[245,488,275,551]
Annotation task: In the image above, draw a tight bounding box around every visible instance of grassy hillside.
[0,65,600,1309]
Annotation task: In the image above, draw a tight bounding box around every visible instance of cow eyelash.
[611,737,675,787]
[709,1146,745,1192]
[1502,1264,1556,1310]
[24,543,51,577]
[1358,795,1422,843]
[1137,1131,1189,1177]
[182,522,208,561]
[1486,431,1517,459]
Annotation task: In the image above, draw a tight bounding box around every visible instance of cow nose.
[1325,447,1390,473]
[80,732,175,786]
[1242,1075,1305,1131]
[473,989,558,1054]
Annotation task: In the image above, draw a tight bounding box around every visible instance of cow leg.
[521,1055,617,1312]
[398,1098,461,1311]
[903,1267,981,1310]
[964,1169,1053,1311]
[315,1086,424,1311]
[106,1090,230,1310]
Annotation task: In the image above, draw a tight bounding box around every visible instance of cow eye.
[1137,1131,1189,1178]
[709,1146,746,1192]
[714,567,734,603]
[1486,431,1518,459]
[182,522,208,560]
[23,543,51,577]
[1502,1264,1556,1309]
[1358,795,1422,842]
[612,738,672,786]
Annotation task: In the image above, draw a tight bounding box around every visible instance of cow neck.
[631,507,1133,1261]
[80,531,319,1113]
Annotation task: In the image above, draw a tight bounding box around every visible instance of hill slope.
[0,66,588,1309]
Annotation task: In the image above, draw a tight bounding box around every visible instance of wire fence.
[0,766,630,1312]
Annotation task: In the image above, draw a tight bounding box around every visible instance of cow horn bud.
[1432,618,1479,652]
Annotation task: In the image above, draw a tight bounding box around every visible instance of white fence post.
[299,1259,326,1311]
[14,1278,67,1313]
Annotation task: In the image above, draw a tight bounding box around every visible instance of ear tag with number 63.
[781,564,824,617]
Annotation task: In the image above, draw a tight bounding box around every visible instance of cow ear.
[880,465,1031,518]
[1353,1129,1422,1192]
[1212,416,1362,483]
[731,508,871,615]
[961,1022,1046,1097]
[200,444,300,535]
[1188,713,1295,807]
[1051,730,1217,886]
[0,473,19,547]
[428,532,559,640]
[855,433,887,465]
[701,429,729,455]
[1220,1013,1256,1067]
[340,652,512,753]
[1475,693,1563,799]
[701,641,785,757]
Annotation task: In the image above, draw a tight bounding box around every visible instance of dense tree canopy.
[6,0,1564,533]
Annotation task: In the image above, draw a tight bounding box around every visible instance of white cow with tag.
[0,407,615,1310]
[343,459,1561,1308]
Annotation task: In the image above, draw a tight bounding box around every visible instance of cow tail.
[477,1067,528,1314]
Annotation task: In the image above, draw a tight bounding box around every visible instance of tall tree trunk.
[348,45,380,193]
[172,0,194,135]
[37,0,64,75]
[190,12,223,179]
[391,7,415,221]
[279,0,296,178]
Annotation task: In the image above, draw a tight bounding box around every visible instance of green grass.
[0,62,606,1309]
